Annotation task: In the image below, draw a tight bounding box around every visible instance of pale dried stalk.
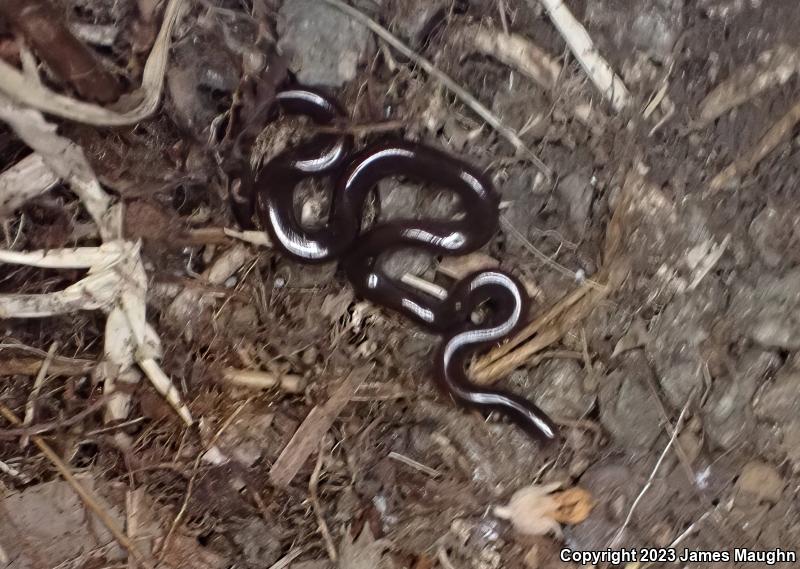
[0,241,126,269]
[530,0,631,111]
[0,98,191,428]
[696,44,800,128]
[400,273,449,300]
[710,98,800,191]
[0,94,117,239]
[223,368,306,393]
[0,269,123,317]
[0,458,28,482]
[468,24,561,89]
[0,0,185,126]
[0,153,58,216]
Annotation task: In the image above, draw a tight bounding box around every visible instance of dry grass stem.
[610,390,695,547]
[0,404,155,569]
[529,0,631,111]
[309,440,338,562]
[710,97,800,191]
[387,451,441,478]
[696,44,800,127]
[319,0,552,178]
[466,25,561,89]
[20,341,58,447]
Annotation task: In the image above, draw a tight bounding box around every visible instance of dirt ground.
[2,0,800,568]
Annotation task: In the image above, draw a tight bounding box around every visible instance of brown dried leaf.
[494,482,594,537]
[549,487,594,524]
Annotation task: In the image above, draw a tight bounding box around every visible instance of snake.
[228,86,557,442]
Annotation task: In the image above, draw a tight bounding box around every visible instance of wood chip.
[269,368,369,488]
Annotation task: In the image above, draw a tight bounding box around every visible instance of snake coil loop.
[231,87,557,442]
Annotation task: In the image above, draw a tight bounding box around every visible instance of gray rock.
[599,357,662,450]
[277,0,373,87]
[754,364,800,422]
[389,0,448,48]
[557,170,594,236]
[378,248,434,279]
[379,179,419,218]
[630,0,684,62]
[781,421,800,471]
[1,479,125,569]
[649,281,721,408]
[735,461,784,504]
[586,0,683,62]
[704,350,779,449]
[749,205,800,268]
[732,269,800,349]
[750,207,784,267]
[518,359,595,419]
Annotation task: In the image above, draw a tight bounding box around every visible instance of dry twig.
[20,341,58,447]
[710,97,800,191]
[528,0,631,111]
[270,368,369,487]
[0,403,155,569]
[473,165,639,382]
[609,390,695,547]
[464,24,561,90]
[309,439,337,562]
[223,368,306,393]
[696,44,800,128]
[319,0,552,178]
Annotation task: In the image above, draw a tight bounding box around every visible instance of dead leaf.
[494,482,594,537]
[549,487,594,524]
[338,525,391,569]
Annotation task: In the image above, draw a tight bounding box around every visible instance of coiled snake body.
[228,87,557,442]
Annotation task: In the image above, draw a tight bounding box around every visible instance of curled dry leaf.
[494,482,594,537]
